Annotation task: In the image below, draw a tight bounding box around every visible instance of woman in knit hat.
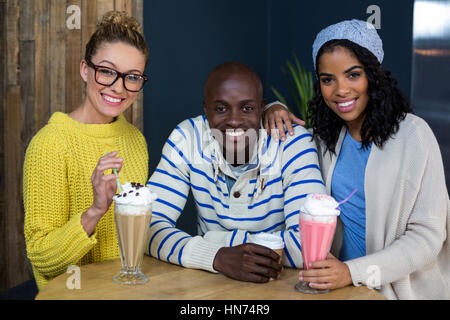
[23,11,149,290]
[264,19,449,299]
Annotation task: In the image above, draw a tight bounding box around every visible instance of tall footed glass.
[113,202,152,285]
[295,210,337,294]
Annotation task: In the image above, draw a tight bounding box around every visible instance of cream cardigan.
[317,113,450,299]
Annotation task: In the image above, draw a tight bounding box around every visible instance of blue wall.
[143,0,414,234]
[143,0,269,234]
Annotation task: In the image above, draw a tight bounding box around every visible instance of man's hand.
[213,243,283,283]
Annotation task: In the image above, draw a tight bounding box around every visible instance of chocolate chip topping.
[131,182,144,189]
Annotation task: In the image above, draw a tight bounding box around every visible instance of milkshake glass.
[295,193,340,294]
[113,182,157,285]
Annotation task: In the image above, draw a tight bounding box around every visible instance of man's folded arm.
[146,124,223,272]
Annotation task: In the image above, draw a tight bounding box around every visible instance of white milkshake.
[113,182,157,285]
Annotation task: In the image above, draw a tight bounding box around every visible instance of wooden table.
[36,256,385,300]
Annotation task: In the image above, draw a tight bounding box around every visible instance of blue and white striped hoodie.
[145,115,326,272]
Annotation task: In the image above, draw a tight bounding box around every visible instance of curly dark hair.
[307,39,412,153]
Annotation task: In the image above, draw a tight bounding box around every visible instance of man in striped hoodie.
[146,62,326,282]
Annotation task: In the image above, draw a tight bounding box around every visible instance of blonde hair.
[85,11,149,64]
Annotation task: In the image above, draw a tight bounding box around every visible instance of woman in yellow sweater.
[23,11,149,290]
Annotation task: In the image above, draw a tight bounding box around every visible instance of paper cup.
[248,233,284,262]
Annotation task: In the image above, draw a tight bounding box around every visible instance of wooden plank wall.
[0,0,144,292]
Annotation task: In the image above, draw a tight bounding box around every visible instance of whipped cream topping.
[113,182,157,206]
[301,193,340,217]
[249,233,284,250]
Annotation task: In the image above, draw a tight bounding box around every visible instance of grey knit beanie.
[312,19,384,70]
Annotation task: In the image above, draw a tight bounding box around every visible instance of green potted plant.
[270,53,314,128]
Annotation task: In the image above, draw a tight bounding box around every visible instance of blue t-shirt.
[331,130,371,261]
[225,161,258,193]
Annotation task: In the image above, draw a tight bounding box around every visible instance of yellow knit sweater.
[23,112,148,290]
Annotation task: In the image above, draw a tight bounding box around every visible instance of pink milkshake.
[295,193,340,294]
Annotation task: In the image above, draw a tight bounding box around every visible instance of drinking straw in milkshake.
[295,193,340,294]
[113,182,157,285]
[105,152,124,193]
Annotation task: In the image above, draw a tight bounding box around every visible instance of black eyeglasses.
[86,59,148,92]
